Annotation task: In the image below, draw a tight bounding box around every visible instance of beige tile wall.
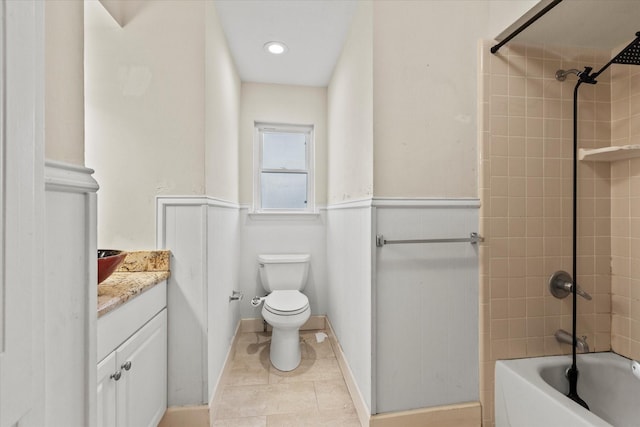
[610,63,640,360]
[479,41,612,427]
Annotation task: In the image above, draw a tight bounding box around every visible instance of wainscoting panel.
[326,199,373,416]
[206,203,241,399]
[374,199,480,413]
[238,208,328,319]
[159,199,208,406]
[157,197,241,407]
[44,161,99,426]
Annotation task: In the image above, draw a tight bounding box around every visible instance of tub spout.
[555,329,590,353]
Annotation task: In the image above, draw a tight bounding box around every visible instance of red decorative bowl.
[97,250,127,284]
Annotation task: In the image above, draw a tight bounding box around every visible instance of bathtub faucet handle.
[549,271,592,301]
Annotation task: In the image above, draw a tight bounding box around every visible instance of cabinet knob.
[110,371,122,381]
[121,361,132,371]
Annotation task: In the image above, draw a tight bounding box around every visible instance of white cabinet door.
[116,309,167,427]
[97,353,117,427]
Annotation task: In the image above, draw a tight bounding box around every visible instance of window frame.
[253,122,315,214]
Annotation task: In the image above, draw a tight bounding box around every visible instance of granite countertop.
[98,250,170,318]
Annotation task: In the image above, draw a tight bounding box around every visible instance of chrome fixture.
[555,329,589,353]
[376,232,483,247]
[555,68,583,81]
[251,296,265,307]
[549,271,592,301]
[229,290,244,302]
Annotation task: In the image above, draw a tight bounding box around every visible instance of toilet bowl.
[261,290,311,371]
[256,254,311,372]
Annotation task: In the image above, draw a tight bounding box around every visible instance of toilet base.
[269,326,302,371]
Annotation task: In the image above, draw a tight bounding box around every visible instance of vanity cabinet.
[98,281,167,427]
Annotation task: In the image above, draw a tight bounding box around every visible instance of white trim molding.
[326,197,373,210]
[156,196,240,248]
[45,160,99,193]
[372,197,480,209]
[326,197,481,210]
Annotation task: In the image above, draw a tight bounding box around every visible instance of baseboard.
[326,319,371,427]
[369,402,481,427]
[239,315,326,333]
[158,405,209,427]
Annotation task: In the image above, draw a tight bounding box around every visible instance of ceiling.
[214,0,358,87]
[496,0,640,51]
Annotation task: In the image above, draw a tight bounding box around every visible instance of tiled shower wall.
[610,64,640,360]
[479,41,612,426]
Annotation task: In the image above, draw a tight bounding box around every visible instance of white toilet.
[257,254,311,371]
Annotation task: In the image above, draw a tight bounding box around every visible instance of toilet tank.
[258,254,310,292]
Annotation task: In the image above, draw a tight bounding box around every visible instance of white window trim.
[253,122,316,214]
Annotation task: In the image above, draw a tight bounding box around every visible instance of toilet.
[257,254,311,371]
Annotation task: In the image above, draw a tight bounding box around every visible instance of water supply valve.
[251,296,265,307]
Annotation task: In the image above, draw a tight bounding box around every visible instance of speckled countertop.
[97,250,170,318]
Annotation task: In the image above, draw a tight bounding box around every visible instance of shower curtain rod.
[491,0,564,54]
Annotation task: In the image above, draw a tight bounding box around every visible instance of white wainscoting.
[157,197,241,406]
[158,198,331,406]
[238,208,328,319]
[44,160,99,426]
[158,198,207,406]
[326,199,373,416]
[373,198,480,414]
[206,203,240,400]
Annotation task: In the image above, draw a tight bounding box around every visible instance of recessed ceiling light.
[264,41,288,55]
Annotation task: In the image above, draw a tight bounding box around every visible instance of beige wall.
[609,64,640,360]
[479,42,612,426]
[205,3,241,202]
[327,0,373,205]
[371,1,536,199]
[86,0,239,249]
[45,0,85,165]
[239,82,327,206]
[328,1,535,204]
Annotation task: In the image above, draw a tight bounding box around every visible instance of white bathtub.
[495,352,640,427]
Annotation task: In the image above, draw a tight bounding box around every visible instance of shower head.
[555,69,582,81]
[611,31,640,65]
[586,31,640,81]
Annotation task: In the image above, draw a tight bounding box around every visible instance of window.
[254,123,314,213]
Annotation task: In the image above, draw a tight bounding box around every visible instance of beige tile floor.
[211,330,362,427]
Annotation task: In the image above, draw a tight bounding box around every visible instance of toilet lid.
[264,290,309,315]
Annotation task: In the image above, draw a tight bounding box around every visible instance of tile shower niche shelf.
[579,145,640,162]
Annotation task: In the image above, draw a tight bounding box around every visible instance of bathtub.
[495,352,640,427]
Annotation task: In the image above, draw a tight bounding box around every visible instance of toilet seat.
[264,290,309,316]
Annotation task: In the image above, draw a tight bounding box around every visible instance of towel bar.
[375,232,483,247]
